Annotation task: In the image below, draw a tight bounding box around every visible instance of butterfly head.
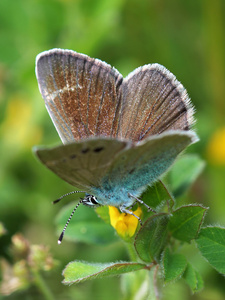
[81,194,101,207]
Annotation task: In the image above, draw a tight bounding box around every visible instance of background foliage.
[0,0,225,299]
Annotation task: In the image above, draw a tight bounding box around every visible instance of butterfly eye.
[82,195,100,206]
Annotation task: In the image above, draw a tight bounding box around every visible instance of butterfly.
[34,48,198,242]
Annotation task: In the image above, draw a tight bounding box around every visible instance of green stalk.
[32,269,55,300]
[125,242,139,262]
[125,242,162,299]
[147,266,161,300]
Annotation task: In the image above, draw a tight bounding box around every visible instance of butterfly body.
[34,48,198,215]
[90,187,136,208]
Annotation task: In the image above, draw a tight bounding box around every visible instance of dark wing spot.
[70,154,76,159]
[93,146,104,153]
[81,148,90,154]
[129,168,135,174]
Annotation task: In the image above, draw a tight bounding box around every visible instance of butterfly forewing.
[34,138,128,191]
[118,64,194,142]
[103,131,198,192]
[36,49,123,143]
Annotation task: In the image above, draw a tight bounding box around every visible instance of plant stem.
[125,242,138,262]
[32,269,55,300]
[124,241,162,300]
[147,266,161,300]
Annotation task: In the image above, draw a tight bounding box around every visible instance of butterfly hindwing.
[102,131,198,192]
[34,138,128,192]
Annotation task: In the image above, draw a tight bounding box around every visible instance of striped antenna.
[58,199,84,244]
[53,191,86,204]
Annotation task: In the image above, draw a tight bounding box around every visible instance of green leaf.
[183,263,204,293]
[162,248,187,283]
[169,205,207,242]
[95,206,111,224]
[141,181,174,212]
[134,213,169,263]
[55,202,117,245]
[168,154,205,197]
[63,261,146,284]
[195,227,225,274]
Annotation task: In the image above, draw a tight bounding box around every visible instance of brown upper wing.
[117,64,195,141]
[36,49,123,143]
[36,50,195,144]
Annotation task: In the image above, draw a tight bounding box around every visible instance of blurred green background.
[0,0,225,299]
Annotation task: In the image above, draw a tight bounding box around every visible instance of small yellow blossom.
[109,206,142,239]
[207,127,225,165]
[1,97,42,150]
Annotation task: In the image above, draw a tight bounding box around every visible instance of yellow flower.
[207,127,225,165]
[109,206,142,239]
[0,97,42,150]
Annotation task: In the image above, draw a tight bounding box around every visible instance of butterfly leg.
[128,193,156,213]
[119,205,143,226]
[127,200,138,210]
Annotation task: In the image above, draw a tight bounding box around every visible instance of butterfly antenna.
[58,199,84,244]
[53,191,86,204]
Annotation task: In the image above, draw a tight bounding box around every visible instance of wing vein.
[47,56,74,141]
